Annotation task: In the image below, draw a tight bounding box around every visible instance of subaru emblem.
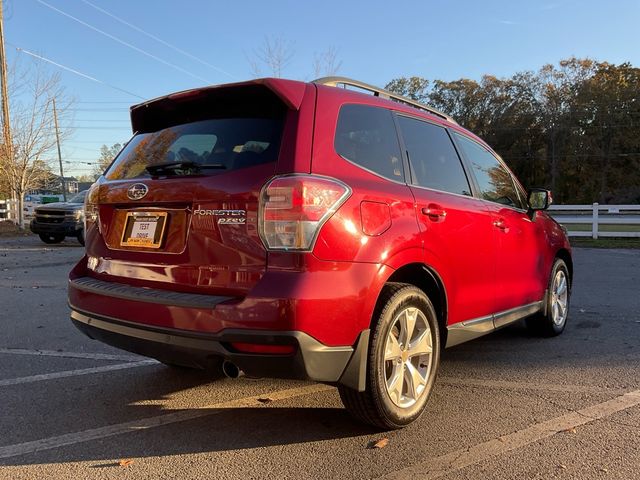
[127,183,148,200]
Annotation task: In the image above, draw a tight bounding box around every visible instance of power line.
[36,0,212,84]
[64,140,122,144]
[73,119,129,123]
[67,108,129,111]
[37,124,131,130]
[12,45,145,100]
[79,0,238,81]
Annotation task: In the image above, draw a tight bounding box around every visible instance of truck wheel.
[39,233,65,244]
[77,229,85,246]
[339,283,441,429]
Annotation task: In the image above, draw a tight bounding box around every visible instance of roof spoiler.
[129,78,307,132]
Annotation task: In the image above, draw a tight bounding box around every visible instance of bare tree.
[92,142,122,178]
[248,36,294,78]
[0,60,74,227]
[312,47,342,78]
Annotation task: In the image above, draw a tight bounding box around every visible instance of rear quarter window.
[334,104,404,181]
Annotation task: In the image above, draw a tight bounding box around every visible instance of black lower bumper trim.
[70,307,363,385]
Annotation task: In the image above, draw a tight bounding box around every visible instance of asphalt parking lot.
[0,235,639,479]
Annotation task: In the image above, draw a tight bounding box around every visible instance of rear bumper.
[70,306,369,389]
[69,255,391,346]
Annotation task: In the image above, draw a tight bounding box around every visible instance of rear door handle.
[493,218,507,230]
[421,205,447,221]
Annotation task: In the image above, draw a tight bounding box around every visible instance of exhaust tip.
[222,361,244,379]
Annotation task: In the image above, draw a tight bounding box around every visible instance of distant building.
[29,176,79,196]
[77,182,94,192]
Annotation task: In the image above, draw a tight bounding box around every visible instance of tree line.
[3,57,637,213]
[386,58,640,204]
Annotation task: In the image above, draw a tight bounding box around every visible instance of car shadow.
[0,365,378,467]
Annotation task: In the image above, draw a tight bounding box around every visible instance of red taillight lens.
[84,183,100,230]
[230,342,296,355]
[259,175,351,251]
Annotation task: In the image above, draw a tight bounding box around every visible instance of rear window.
[105,117,283,180]
[334,104,404,181]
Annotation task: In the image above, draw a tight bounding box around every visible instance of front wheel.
[526,258,571,336]
[38,233,64,244]
[339,283,441,429]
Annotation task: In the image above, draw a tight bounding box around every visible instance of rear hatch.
[85,80,310,297]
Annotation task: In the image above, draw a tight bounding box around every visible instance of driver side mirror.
[528,188,553,211]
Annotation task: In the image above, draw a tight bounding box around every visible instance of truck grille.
[35,210,68,224]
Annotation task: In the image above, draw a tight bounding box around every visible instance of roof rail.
[312,76,457,124]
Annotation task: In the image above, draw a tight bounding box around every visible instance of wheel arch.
[555,248,573,284]
[378,263,448,345]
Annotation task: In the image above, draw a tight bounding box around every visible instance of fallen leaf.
[257,397,272,404]
[558,464,567,470]
[498,437,506,442]
[369,438,389,449]
[561,427,577,434]
[599,467,608,473]
[119,459,134,467]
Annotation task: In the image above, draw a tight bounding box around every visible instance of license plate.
[121,212,168,248]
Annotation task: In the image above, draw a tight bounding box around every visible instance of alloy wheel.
[550,270,569,326]
[383,307,434,408]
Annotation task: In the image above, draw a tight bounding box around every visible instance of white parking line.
[0,384,333,459]
[379,388,640,480]
[0,348,143,362]
[0,361,156,387]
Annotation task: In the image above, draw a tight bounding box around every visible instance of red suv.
[68,77,572,429]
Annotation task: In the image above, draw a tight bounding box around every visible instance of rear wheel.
[77,229,85,246]
[526,258,570,336]
[339,283,440,429]
[38,233,65,244]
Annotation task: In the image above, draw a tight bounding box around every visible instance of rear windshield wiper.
[146,161,226,176]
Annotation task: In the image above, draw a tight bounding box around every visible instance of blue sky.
[5,0,640,177]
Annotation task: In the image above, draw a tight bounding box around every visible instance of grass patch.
[570,237,640,249]
[563,223,640,232]
[0,221,32,238]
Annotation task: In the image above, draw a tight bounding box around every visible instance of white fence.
[548,204,640,239]
[0,199,19,223]
[1,199,638,239]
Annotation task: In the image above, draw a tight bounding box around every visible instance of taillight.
[84,183,100,231]
[259,174,351,251]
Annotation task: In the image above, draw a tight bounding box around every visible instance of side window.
[335,104,404,181]
[397,116,471,196]
[453,133,523,208]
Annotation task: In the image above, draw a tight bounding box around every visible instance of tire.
[526,258,571,337]
[38,233,65,244]
[339,283,441,429]
[77,229,85,246]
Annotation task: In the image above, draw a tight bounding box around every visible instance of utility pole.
[0,0,13,174]
[52,97,66,201]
